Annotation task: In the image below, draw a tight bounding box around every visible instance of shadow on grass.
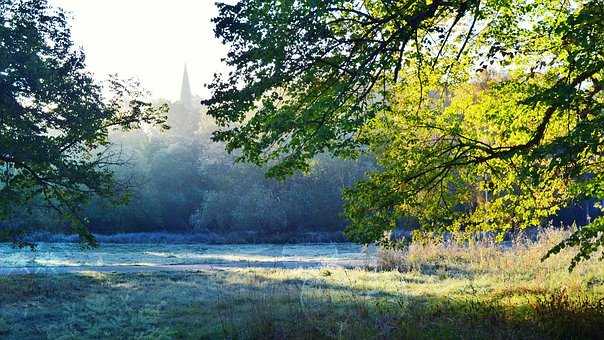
[0,268,603,339]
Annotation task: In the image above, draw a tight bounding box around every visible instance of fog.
[4,67,374,242]
[52,0,227,100]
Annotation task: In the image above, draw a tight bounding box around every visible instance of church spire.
[180,64,192,106]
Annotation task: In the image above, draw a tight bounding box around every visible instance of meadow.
[0,229,603,339]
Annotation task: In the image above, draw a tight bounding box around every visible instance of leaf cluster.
[0,0,168,244]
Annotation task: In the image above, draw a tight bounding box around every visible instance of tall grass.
[374,228,604,338]
[378,228,600,280]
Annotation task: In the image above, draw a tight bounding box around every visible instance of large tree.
[0,0,168,245]
[205,0,603,267]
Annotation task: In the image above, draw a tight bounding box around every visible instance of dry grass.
[0,229,603,339]
[378,228,603,286]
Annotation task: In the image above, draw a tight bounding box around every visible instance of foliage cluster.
[4,97,373,237]
[0,0,167,244]
[206,0,604,265]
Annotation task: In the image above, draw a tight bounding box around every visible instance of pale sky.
[52,0,228,101]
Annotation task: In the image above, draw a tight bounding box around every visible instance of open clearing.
[1,231,603,339]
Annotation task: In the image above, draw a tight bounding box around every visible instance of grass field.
[0,229,603,339]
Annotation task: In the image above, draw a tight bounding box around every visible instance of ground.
[0,230,603,339]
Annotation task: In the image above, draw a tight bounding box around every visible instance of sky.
[52,0,228,101]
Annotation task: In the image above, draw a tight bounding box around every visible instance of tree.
[0,0,168,245]
[205,0,603,267]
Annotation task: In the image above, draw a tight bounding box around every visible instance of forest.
[2,68,373,242]
[2,65,599,246]
[1,0,604,338]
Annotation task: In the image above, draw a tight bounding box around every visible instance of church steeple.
[180,64,192,106]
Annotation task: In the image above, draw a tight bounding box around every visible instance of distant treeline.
[1,97,597,242]
[2,98,373,239]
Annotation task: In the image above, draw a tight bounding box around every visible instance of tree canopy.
[206,0,604,267]
[0,0,168,245]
